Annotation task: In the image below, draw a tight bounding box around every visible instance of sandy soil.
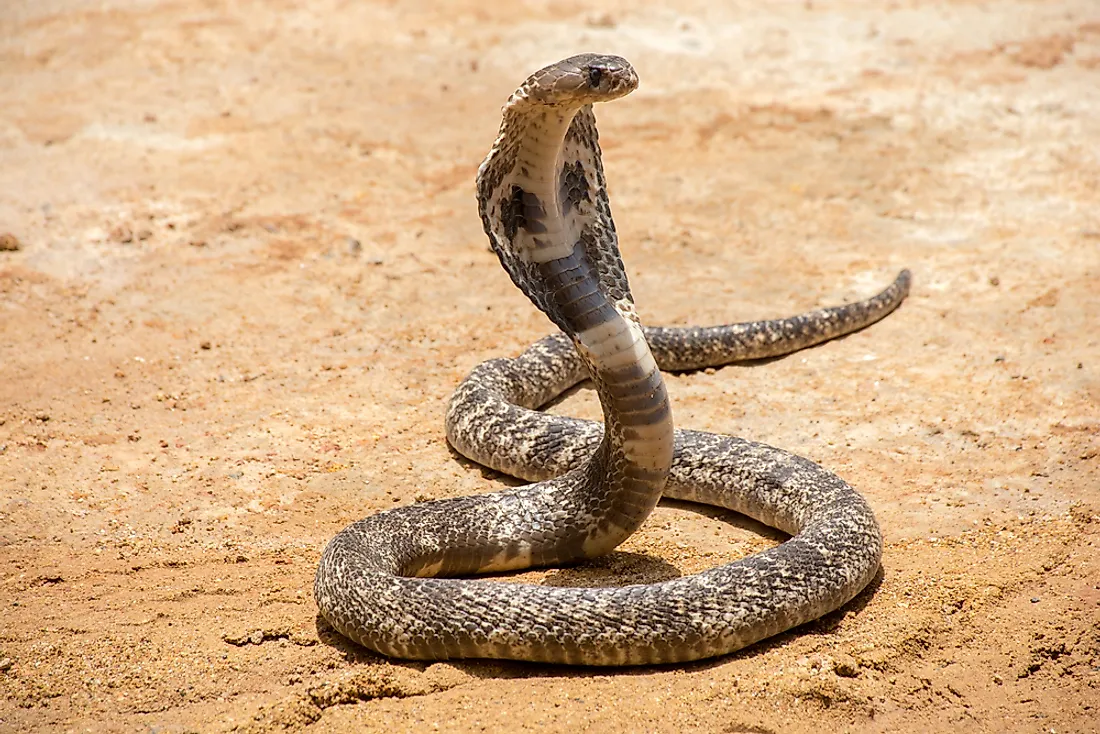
[2,0,1099,731]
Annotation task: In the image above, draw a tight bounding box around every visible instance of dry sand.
[1,0,1098,731]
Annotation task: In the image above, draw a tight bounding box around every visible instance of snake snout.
[576,55,638,101]
[581,56,638,98]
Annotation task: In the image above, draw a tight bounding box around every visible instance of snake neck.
[536,247,674,558]
[479,102,675,558]
[579,304,675,557]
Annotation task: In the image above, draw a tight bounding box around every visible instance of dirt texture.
[2,0,1099,732]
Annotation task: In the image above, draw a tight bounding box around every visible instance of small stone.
[1031,597,1040,603]
[989,276,1000,286]
[0,233,21,251]
[110,225,134,244]
[222,631,250,646]
[249,630,264,645]
[200,341,212,350]
[832,653,861,678]
[346,237,362,255]
[0,658,13,672]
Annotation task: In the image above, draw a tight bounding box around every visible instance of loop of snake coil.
[314,54,911,665]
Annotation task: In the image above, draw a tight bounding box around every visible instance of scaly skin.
[314,53,908,665]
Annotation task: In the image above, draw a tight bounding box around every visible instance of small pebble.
[110,225,133,244]
[0,658,13,672]
[832,654,860,678]
[346,237,361,255]
[1031,597,1040,603]
[0,233,21,251]
[586,12,617,28]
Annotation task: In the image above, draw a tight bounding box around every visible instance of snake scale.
[314,54,911,665]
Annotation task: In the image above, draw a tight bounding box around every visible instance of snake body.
[314,54,911,665]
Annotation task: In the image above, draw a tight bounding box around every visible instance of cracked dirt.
[1,0,1099,732]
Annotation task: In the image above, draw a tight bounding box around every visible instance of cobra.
[313,53,911,665]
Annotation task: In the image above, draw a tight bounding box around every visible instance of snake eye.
[587,67,603,89]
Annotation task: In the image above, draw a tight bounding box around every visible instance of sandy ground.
[1,0,1099,731]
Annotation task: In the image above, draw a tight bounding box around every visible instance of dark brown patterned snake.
[313,53,911,665]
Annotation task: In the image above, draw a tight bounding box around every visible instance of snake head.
[521,54,639,108]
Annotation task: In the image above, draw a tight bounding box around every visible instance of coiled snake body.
[314,54,911,665]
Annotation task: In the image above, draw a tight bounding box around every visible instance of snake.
[314,53,911,666]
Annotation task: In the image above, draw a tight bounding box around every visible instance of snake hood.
[477,54,638,336]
